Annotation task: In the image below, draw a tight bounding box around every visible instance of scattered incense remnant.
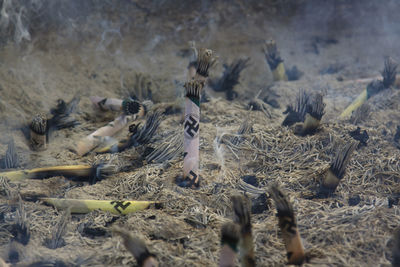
[349,127,369,147]
[269,184,307,265]
[282,89,310,127]
[294,93,325,136]
[231,195,255,267]
[219,222,240,267]
[30,113,47,151]
[42,198,158,215]
[0,139,19,169]
[263,40,287,82]
[318,142,357,197]
[145,132,182,164]
[340,57,398,118]
[0,163,116,184]
[231,120,253,146]
[90,96,147,116]
[96,111,162,154]
[44,208,70,249]
[247,90,273,118]
[48,95,80,131]
[210,58,250,100]
[10,199,30,245]
[392,227,400,267]
[113,227,158,267]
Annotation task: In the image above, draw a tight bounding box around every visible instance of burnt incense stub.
[30,113,47,151]
[122,99,141,115]
[264,40,283,70]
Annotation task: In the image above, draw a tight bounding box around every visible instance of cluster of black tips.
[367,57,398,98]
[122,99,141,115]
[210,58,250,100]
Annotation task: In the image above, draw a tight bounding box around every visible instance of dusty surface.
[0,1,400,266]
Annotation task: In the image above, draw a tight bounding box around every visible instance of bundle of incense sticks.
[30,113,47,151]
[180,47,216,188]
[41,198,158,215]
[263,40,287,82]
[0,163,115,184]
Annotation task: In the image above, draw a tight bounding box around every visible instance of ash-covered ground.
[1,1,400,266]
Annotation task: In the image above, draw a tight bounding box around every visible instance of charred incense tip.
[231,195,251,232]
[269,184,295,221]
[263,39,283,70]
[112,227,157,267]
[30,113,47,135]
[329,142,357,180]
[282,89,310,127]
[184,80,205,99]
[221,222,240,251]
[306,93,325,121]
[196,48,216,78]
[122,99,141,115]
[320,142,357,196]
[382,56,398,88]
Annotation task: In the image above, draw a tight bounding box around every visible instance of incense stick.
[263,40,287,82]
[269,184,306,265]
[219,222,240,267]
[42,198,158,215]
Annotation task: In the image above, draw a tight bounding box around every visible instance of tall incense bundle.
[263,40,287,82]
[231,195,255,267]
[113,227,158,267]
[0,139,19,169]
[340,57,397,118]
[180,47,216,188]
[269,185,306,265]
[219,222,240,267]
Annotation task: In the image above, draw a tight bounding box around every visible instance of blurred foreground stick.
[269,184,307,265]
[113,227,158,267]
[219,222,240,267]
[231,195,255,267]
[0,163,115,184]
[42,198,159,215]
[340,57,397,118]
